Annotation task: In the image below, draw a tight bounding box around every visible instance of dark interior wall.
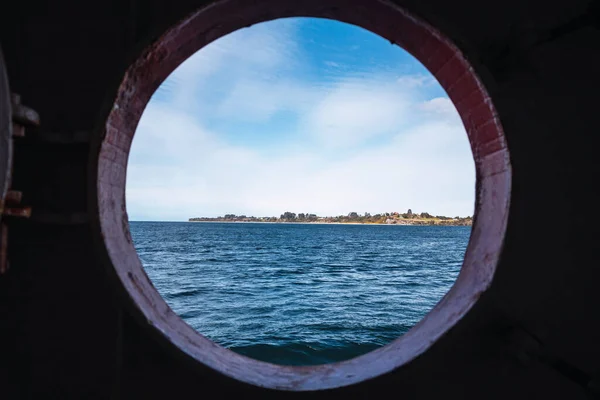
[0,0,599,398]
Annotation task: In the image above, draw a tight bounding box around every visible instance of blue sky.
[126,18,475,221]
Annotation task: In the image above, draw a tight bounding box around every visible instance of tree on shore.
[281,211,296,220]
[189,209,473,226]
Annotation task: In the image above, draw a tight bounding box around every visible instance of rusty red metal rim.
[95,0,511,391]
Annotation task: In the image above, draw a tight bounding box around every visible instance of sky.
[126,17,475,221]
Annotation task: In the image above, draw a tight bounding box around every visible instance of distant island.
[189,209,472,226]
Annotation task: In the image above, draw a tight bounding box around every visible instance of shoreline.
[187,220,471,226]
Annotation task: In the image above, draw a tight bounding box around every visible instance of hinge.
[0,93,36,274]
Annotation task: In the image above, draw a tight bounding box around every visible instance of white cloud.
[396,74,435,88]
[127,101,474,220]
[304,78,411,148]
[419,97,457,117]
[215,79,317,122]
[156,18,300,112]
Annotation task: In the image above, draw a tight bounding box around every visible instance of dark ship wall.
[0,0,599,398]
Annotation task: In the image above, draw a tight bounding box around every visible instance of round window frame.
[93,0,511,391]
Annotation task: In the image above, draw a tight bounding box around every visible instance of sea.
[130,221,470,366]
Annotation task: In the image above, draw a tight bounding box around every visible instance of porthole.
[93,0,511,391]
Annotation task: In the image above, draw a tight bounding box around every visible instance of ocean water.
[130,221,470,366]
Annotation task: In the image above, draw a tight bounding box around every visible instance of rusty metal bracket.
[11,94,39,129]
[0,94,35,274]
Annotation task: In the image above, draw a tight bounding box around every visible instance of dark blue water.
[130,222,469,366]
